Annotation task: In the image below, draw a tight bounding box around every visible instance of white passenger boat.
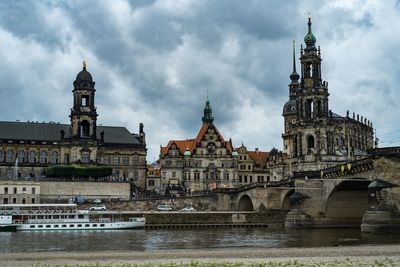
[0,204,145,231]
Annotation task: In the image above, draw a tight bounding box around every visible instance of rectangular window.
[46,225,51,228]
[133,171,139,181]
[69,224,74,228]
[3,198,8,204]
[13,187,17,194]
[12,198,16,204]
[4,187,8,194]
[82,95,89,106]
[133,157,139,165]
[123,157,129,165]
[113,157,119,165]
[64,154,69,164]
[22,187,26,193]
[104,157,110,165]
[172,171,176,178]
[62,225,67,228]
[32,188,36,194]
[54,225,59,228]
[22,198,26,204]
[31,198,35,204]
[30,225,35,228]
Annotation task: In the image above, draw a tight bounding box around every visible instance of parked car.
[181,207,196,212]
[157,204,173,211]
[89,205,106,211]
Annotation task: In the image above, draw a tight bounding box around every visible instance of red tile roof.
[160,123,233,156]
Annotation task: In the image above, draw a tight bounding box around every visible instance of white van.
[157,204,172,211]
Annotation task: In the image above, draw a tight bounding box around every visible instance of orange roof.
[248,151,269,167]
[160,123,233,156]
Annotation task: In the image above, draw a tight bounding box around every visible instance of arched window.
[28,151,36,163]
[81,152,90,163]
[0,151,4,162]
[51,151,59,164]
[6,150,14,163]
[307,135,315,154]
[18,150,25,163]
[40,151,47,164]
[80,120,90,138]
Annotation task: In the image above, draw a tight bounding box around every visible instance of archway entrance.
[238,195,253,211]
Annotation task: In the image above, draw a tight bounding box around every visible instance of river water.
[1,228,400,253]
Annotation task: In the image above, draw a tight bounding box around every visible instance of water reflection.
[0,228,399,253]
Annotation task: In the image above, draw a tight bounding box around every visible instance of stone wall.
[39,181,130,202]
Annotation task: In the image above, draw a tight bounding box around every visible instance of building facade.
[0,181,40,204]
[160,98,238,195]
[0,63,147,188]
[282,18,374,174]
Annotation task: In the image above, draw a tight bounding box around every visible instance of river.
[1,228,400,253]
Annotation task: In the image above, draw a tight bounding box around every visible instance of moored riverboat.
[0,204,145,231]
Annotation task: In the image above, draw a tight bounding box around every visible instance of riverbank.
[0,245,399,267]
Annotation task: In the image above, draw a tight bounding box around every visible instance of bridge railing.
[216,179,293,194]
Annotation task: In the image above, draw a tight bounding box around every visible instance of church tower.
[297,17,329,124]
[282,41,300,156]
[70,61,98,140]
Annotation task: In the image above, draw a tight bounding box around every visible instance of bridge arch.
[238,194,254,211]
[325,179,371,225]
[281,189,295,210]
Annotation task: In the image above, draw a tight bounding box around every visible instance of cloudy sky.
[1,0,400,161]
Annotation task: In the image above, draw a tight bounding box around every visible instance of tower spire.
[290,40,300,83]
[202,95,214,124]
[304,16,316,49]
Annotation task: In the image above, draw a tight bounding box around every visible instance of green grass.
[33,257,400,267]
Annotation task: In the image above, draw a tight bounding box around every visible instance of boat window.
[69,224,74,227]
[46,225,51,228]
[77,224,82,227]
[68,215,74,219]
[53,215,59,219]
[37,215,43,219]
[100,224,105,227]
[62,225,67,228]
[30,225,35,228]
[85,224,90,227]
[54,225,59,228]
[38,225,43,228]
[92,224,97,227]
[78,215,84,219]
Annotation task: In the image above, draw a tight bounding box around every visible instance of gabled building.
[0,62,147,188]
[160,98,238,195]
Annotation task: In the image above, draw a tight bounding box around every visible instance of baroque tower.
[282,18,374,173]
[70,61,98,140]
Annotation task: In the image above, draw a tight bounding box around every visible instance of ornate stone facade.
[160,98,238,195]
[0,63,147,188]
[282,18,374,174]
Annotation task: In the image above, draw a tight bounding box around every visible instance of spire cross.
[83,59,87,69]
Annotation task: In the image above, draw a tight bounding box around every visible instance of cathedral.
[0,62,147,187]
[282,18,374,173]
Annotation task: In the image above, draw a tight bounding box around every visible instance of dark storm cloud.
[0,0,399,160]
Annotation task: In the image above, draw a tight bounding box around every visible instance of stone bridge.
[216,147,400,231]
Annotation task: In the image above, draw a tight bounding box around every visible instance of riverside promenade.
[0,245,399,266]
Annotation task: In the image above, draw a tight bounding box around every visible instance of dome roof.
[304,18,316,47]
[283,100,297,115]
[76,67,93,82]
[184,148,191,156]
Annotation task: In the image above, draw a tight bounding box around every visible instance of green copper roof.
[304,17,316,47]
[184,148,191,156]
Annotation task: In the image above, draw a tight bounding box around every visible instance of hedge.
[45,165,113,177]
